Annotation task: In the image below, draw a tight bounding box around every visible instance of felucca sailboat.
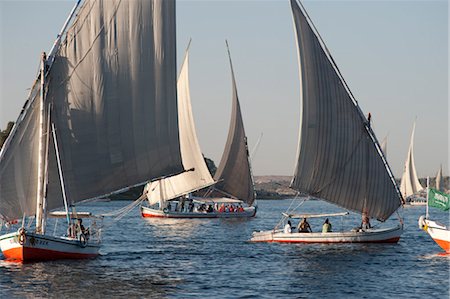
[141,42,256,218]
[0,0,184,261]
[400,121,425,204]
[251,0,404,243]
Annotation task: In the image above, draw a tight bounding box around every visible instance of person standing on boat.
[298,218,312,233]
[322,218,332,233]
[361,212,371,230]
[284,220,293,233]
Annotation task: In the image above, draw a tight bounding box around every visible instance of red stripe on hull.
[2,246,98,262]
[254,237,400,244]
[433,238,450,253]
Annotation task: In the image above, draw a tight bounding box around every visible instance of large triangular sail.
[213,42,255,206]
[0,0,183,221]
[289,0,402,221]
[399,121,423,198]
[145,49,215,205]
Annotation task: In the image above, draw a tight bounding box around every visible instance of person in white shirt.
[284,220,293,233]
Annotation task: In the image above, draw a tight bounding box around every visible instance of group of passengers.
[284,218,332,234]
[283,213,372,234]
[166,199,245,214]
[67,218,90,239]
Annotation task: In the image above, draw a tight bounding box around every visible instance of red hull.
[433,238,450,253]
[2,246,98,262]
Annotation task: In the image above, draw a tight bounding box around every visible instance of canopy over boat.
[282,212,349,219]
[192,197,243,204]
[145,47,216,206]
[289,0,403,221]
[0,0,183,221]
[214,42,255,207]
[399,121,423,198]
[49,211,102,219]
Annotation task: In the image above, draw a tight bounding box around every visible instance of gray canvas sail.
[290,0,402,221]
[0,86,42,220]
[0,0,183,220]
[145,50,215,205]
[214,43,255,206]
[399,122,423,198]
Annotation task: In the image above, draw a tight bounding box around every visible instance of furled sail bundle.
[0,0,183,221]
[289,0,403,221]
[399,122,423,198]
[213,43,255,207]
[145,50,215,206]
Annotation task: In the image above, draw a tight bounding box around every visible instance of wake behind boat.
[251,0,404,244]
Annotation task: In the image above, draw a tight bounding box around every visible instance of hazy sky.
[0,0,448,178]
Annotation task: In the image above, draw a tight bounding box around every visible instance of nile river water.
[0,199,449,298]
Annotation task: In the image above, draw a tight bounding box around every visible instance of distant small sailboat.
[140,42,256,218]
[418,178,450,253]
[251,0,404,243]
[435,164,443,191]
[0,0,184,261]
[400,121,424,204]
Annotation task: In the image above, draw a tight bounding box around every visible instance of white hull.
[141,205,256,218]
[0,230,100,262]
[251,225,403,243]
[419,217,450,253]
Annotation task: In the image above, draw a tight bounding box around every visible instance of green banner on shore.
[428,188,450,211]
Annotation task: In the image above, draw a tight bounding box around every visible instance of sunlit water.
[1,200,448,298]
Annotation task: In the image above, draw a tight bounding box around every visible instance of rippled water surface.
[1,200,449,298]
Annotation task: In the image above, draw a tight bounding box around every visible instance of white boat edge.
[419,216,450,253]
[250,224,403,243]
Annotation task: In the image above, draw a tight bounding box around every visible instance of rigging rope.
[100,193,147,228]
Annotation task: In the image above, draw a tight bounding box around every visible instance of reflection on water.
[1,200,449,298]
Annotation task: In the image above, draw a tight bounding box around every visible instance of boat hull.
[141,205,256,218]
[420,218,450,253]
[0,231,100,262]
[250,225,402,243]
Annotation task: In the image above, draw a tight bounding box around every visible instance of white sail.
[146,51,215,205]
[0,0,184,221]
[399,122,423,198]
[435,164,443,191]
[289,0,402,221]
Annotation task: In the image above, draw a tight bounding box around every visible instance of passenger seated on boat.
[284,220,293,233]
[167,202,172,212]
[207,205,214,213]
[188,201,194,212]
[360,212,371,230]
[229,205,235,212]
[237,204,244,212]
[322,218,332,233]
[218,204,225,213]
[298,218,312,233]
